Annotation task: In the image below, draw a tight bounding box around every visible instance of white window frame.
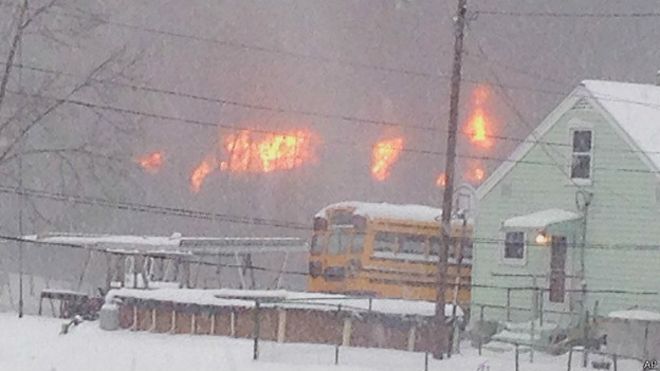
[569,125,594,185]
[500,231,527,266]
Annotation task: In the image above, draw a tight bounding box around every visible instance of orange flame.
[136,151,164,174]
[436,173,447,188]
[371,137,404,181]
[467,166,485,183]
[219,129,316,173]
[467,85,493,148]
[474,167,485,181]
[190,155,216,193]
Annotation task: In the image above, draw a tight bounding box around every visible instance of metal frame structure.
[26,233,308,291]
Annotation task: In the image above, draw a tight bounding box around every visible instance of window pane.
[352,233,365,253]
[572,130,592,152]
[399,234,426,255]
[571,154,591,179]
[374,232,397,253]
[328,229,349,255]
[310,234,324,254]
[504,232,525,259]
[450,237,460,260]
[331,211,353,225]
[429,237,440,256]
[462,239,473,260]
[454,238,473,260]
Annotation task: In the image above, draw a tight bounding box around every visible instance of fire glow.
[219,129,316,173]
[136,151,164,174]
[436,173,446,188]
[468,166,485,183]
[371,137,404,182]
[466,85,493,148]
[190,155,216,193]
[189,128,317,193]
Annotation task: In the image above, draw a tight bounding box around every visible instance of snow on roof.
[21,233,307,254]
[315,201,472,225]
[107,288,463,318]
[502,209,581,229]
[583,80,660,171]
[23,233,181,247]
[477,80,660,200]
[608,309,660,322]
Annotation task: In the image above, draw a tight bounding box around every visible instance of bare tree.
[0,0,144,233]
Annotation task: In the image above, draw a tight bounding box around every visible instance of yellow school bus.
[308,201,473,306]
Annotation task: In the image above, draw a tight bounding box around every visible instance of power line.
[475,9,660,18]
[0,183,309,230]
[0,1,603,100]
[9,85,660,176]
[0,234,311,276]
[465,24,651,212]
[6,88,437,132]
[8,60,660,154]
[4,2,660,110]
[2,182,660,249]
[13,92,660,177]
[0,0,447,81]
[462,54,571,88]
[4,232,660,283]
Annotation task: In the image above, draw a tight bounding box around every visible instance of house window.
[570,130,592,180]
[504,231,525,260]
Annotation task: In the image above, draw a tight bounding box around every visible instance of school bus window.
[331,210,353,225]
[310,235,324,255]
[328,228,350,255]
[429,236,440,256]
[352,231,365,253]
[399,234,427,255]
[462,238,473,260]
[308,202,475,304]
[374,231,397,253]
[450,237,460,259]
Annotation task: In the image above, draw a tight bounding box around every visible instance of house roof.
[477,80,660,200]
[502,209,582,230]
[583,80,660,171]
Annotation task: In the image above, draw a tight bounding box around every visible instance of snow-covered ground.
[0,313,644,371]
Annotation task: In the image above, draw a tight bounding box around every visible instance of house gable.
[471,83,660,322]
[476,86,584,201]
[477,83,660,201]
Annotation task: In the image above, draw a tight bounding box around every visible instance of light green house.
[472,80,660,330]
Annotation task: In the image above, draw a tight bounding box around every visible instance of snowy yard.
[0,313,646,371]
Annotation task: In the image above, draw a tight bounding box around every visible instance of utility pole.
[16,0,27,319]
[434,0,467,360]
[18,146,24,318]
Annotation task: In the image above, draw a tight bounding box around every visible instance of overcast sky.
[1,0,659,237]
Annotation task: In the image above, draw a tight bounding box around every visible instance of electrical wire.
[475,9,660,19]
[6,61,660,156]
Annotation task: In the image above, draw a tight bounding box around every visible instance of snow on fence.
[107,288,460,354]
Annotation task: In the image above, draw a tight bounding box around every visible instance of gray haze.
[1,0,659,240]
